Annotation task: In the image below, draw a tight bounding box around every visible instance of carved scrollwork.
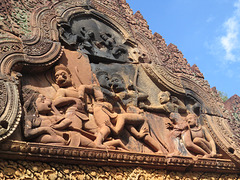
[0,75,21,142]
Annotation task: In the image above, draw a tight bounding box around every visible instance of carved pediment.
[0,0,239,172]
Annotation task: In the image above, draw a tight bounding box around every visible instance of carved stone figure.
[0,0,239,173]
[53,64,105,146]
[140,91,187,114]
[37,94,128,150]
[98,32,127,59]
[96,71,115,99]
[59,23,79,48]
[78,27,95,51]
[110,73,148,112]
[34,94,93,147]
[59,23,95,52]
[183,114,218,158]
[163,113,189,156]
[53,64,131,150]
[79,82,161,152]
[23,91,67,145]
[95,71,167,153]
[53,64,89,132]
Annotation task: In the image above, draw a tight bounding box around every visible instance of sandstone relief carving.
[58,17,129,63]
[18,14,222,157]
[0,0,238,172]
[140,91,187,114]
[183,113,221,158]
[21,54,221,159]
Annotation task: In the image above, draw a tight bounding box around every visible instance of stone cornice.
[0,140,238,173]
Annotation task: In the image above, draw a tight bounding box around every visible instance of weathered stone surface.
[0,0,239,176]
[0,159,239,180]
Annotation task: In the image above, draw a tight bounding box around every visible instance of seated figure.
[183,114,218,158]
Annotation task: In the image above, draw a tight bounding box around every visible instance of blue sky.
[127,0,240,98]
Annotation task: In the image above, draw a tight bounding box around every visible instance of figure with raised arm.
[140,91,187,114]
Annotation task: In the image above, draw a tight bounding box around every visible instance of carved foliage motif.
[0,82,7,116]
[0,159,238,179]
[0,77,21,142]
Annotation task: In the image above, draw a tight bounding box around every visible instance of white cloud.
[220,0,240,62]
[206,16,215,23]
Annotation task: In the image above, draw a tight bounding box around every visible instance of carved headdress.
[54,64,71,75]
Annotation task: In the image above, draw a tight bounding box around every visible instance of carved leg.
[193,137,211,154]
[52,118,72,130]
[110,113,145,135]
[67,131,81,147]
[143,135,164,153]
[104,139,129,151]
[183,131,208,156]
[94,125,111,148]
[36,134,66,145]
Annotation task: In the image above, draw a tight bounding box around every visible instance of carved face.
[186,114,197,128]
[111,75,125,93]
[158,92,170,104]
[36,94,52,114]
[98,73,111,89]
[55,69,72,88]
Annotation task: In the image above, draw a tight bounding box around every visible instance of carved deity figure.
[98,32,127,58]
[80,82,158,152]
[140,91,186,114]
[53,64,107,147]
[96,72,166,153]
[24,92,67,146]
[96,71,116,99]
[35,94,100,147]
[59,23,95,52]
[166,113,189,156]
[53,64,90,132]
[53,64,132,150]
[110,73,148,113]
[183,114,217,158]
[78,27,95,51]
[35,94,129,150]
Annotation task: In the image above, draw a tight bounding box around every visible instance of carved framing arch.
[53,0,137,51]
[4,0,137,74]
[180,75,240,167]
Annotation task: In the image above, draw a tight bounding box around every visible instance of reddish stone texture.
[224,94,240,119]
[164,43,204,78]
[224,94,240,145]
[224,95,240,111]
[0,0,239,169]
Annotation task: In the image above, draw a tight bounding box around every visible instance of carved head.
[35,94,52,114]
[96,71,111,89]
[54,64,72,88]
[186,114,198,128]
[169,112,182,124]
[158,91,170,104]
[100,32,111,40]
[110,74,126,93]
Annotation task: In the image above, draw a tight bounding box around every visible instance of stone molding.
[0,140,238,174]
